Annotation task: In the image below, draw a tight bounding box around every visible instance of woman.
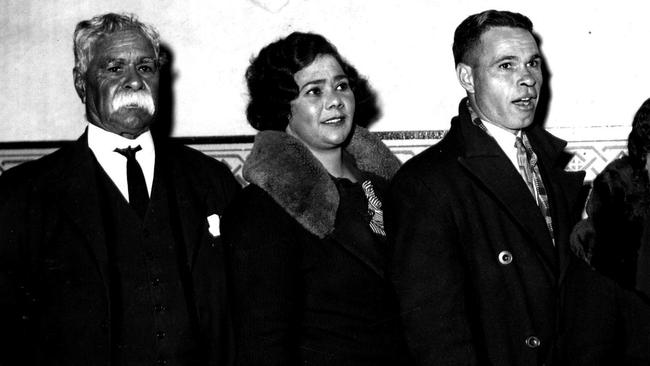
[221,32,411,365]
[571,98,650,300]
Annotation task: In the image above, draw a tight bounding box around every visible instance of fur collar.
[243,126,401,238]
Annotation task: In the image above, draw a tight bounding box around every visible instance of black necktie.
[114,145,149,218]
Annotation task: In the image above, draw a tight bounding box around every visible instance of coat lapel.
[244,127,401,278]
[527,129,586,284]
[244,127,401,240]
[455,118,559,279]
[54,135,110,288]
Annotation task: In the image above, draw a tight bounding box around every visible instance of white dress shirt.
[87,123,155,202]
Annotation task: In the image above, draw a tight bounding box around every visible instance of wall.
[2,0,647,140]
[0,0,644,180]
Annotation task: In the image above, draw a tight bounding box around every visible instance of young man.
[388,9,650,366]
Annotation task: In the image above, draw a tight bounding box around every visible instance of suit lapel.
[455,118,559,279]
[157,145,206,271]
[54,136,110,288]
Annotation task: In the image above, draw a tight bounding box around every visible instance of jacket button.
[525,335,541,348]
[100,320,109,333]
[498,250,513,265]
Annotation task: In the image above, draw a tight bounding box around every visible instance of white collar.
[87,123,155,201]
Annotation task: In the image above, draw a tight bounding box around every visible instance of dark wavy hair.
[453,10,534,66]
[628,98,650,170]
[245,31,379,131]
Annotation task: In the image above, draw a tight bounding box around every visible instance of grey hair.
[73,13,162,76]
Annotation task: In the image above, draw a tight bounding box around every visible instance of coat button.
[154,304,166,313]
[525,335,541,348]
[498,250,513,265]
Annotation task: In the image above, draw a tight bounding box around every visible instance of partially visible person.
[387,9,650,366]
[0,13,240,365]
[571,98,650,300]
[221,32,411,365]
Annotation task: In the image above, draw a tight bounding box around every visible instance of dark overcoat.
[387,99,650,366]
[0,134,240,365]
[221,127,412,365]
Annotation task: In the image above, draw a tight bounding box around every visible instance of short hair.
[73,13,162,76]
[453,9,534,66]
[245,31,376,131]
[627,98,650,170]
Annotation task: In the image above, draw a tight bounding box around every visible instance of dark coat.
[571,156,650,299]
[221,126,412,366]
[386,99,650,366]
[0,134,240,366]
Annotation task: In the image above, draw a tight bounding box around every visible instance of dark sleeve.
[201,155,242,215]
[618,285,650,362]
[569,218,596,265]
[588,158,645,289]
[561,257,650,364]
[385,172,478,366]
[0,172,36,365]
[221,186,302,366]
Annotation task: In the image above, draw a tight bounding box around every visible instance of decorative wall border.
[0,130,627,183]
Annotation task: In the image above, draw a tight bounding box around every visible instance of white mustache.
[112,91,155,115]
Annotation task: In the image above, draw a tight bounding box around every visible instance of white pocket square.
[207,214,221,237]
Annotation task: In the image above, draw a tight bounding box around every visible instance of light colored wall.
[0,0,647,142]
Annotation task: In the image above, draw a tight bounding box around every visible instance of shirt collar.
[87,123,155,155]
[481,119,519,148]
[87,123,155,200]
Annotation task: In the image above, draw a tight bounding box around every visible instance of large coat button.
[498,250,513,265]
[525,336,541,348]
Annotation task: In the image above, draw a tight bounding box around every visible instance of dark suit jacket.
[387,99,650,366]
[0,134,240,366]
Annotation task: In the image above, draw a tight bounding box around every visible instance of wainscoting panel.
[0,131,628,184]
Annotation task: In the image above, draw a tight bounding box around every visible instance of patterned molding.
[0,131,628,183]
[0,147,60,175]
[566,140,627,181]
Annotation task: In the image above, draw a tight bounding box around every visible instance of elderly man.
[387,9,650,366]
[0,13,240,365]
